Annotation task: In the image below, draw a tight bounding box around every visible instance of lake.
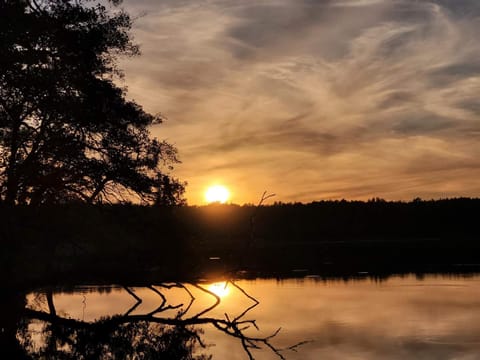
[8,273,480,359]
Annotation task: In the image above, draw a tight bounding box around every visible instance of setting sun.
[205,185,230,204]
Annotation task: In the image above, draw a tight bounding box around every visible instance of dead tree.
[18,281,305,359]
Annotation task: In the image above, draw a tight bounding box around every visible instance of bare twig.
[189,283,221,318]
[229,281,259,322]
[145,285,167,316]
[123,286,142,316]
[257,191,276,207]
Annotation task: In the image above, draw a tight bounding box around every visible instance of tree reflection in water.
[14,282,302,359]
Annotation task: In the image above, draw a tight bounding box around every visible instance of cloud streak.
[120,0,480,204]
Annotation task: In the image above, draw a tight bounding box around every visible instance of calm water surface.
[20,274,480,359]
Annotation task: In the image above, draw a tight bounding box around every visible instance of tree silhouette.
[0,0,184,205]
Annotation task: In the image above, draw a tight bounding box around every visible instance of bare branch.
[189,283,221,318]
[257,190,276,207]
[24,281,307,360]
[123,286,142,316]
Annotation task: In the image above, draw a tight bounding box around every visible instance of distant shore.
[2,198,480,288]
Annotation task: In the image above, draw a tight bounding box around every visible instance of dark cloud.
[392,113,455,135]
[434,0,480,17]
[226,2,335,48]
[424,64,480,94]
[456,99,480,114]
[378,91,417,109]
[224,0,393,61]
[403,154,480,174]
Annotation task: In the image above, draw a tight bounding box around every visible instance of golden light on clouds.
[121,0,480,204]
[205,185,230,204]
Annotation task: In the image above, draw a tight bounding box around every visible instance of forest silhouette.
[2,198,480,287]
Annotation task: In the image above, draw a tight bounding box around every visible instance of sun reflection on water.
[207,282,230,298]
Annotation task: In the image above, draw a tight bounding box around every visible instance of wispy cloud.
[120,0,480,204]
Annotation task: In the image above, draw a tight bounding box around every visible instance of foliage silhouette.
[0,0,184,205]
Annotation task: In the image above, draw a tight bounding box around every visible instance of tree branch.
[23,281,308,359]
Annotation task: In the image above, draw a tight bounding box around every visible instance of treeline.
[252,197,479,242]
[180,198,480,276]
[163,197,480,247]
[2,198,480,286]
[1,197,478,245]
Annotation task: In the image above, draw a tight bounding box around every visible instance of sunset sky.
[118,0,480,205]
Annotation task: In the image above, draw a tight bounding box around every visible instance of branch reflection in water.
[17,281,306,359]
